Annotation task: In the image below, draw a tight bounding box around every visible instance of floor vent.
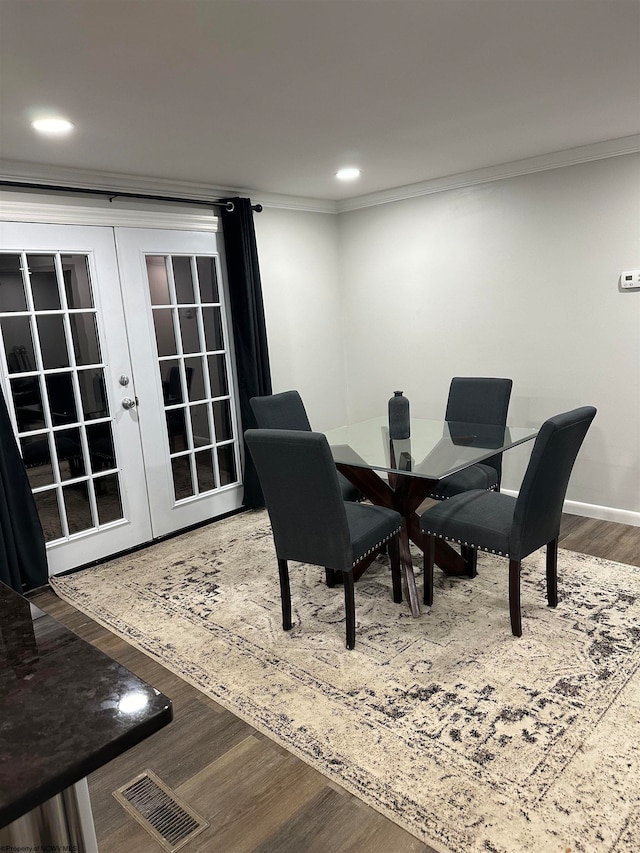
[113,769,209,852]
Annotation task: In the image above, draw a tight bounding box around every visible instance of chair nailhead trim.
[432,484,498,501]
[422,530,510,558]
[353,524,402,567]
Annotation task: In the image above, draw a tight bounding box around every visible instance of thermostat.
[620,270,640,290]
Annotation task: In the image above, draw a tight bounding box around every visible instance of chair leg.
[423,534,435,607]
[387,534,403,604]
[342,571,356,650]
[508,559,522,637]
[546,538,558,607]
[461,544,477,578]
[325,568,337,588]
[278,558,292,631]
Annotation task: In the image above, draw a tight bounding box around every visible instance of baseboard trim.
[501,490,640,528]
[561,500,640,528]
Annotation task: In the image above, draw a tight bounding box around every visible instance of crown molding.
[2,135,638,219]
[0,159,338,215]
[0,159,240,202]
[250,193,338,214]
[336,135,640,213]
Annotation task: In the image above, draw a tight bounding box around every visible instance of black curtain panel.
[0,387,48,592]
[220,197,272,508]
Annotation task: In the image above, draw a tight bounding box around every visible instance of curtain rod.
[0,179,263,213]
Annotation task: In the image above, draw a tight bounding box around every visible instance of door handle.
[122,397,137,410]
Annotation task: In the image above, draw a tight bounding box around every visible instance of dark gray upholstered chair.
[419,406,596,636]
[245,428,403,649]
[430,377,513,500]
[250,390,362,503]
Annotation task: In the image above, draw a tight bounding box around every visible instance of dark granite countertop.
[0,580,173,827]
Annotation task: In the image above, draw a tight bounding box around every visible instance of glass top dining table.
[325,416,538,480]
[324,416,539,617]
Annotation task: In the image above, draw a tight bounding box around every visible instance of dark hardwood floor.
[29,514,640,853]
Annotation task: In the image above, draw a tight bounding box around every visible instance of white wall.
[254,207,349,431]
[5,158,636,521]
[338,155,640,517]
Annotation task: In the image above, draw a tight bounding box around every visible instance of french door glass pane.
[153,309,177,356]
[2,316,36,366]
[0,251,126,543]
[172,256,195,303]
[190,403,211,444]
[195,449,215,492]
[208,354,228,398]
[161,359,182,403]
[95,474,123,524]
[213,399,233,441]
[77,368,107,420]
[69,313,101,365]
[33,490,62,541]
[37,316,69,369]
[217,445,237,486]
[178,307,199,353]
[11,375,45,431]
[146,253,239,503]
[62,254,93,308]
[171,456,193,500]
[202,306,224,351]
[147,255,171,305]
[184,356,205,401]
[55,428,85,479]
[45,372,76,423]
[21,434,54,487]
[63,481,93,534]
[196,256,219,303]
[30,255,61,310]
[0,254,28,311]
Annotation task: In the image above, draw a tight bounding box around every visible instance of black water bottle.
[388,391,410,439]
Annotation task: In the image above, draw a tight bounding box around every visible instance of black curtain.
[0,387,48,592]
[221,197,272,508]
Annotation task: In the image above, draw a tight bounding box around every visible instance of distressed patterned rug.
[51,509,640,853]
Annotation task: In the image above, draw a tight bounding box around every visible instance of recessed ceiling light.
[335,167,361,181]
[31,117,75,135]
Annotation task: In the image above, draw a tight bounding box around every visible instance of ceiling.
[1,0,639,203]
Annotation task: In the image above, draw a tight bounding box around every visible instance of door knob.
[122,397,137,410]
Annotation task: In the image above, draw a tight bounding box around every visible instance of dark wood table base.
[336,462,474,616]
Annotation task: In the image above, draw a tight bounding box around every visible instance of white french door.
[115,228,242,537]
[0,220,243,575]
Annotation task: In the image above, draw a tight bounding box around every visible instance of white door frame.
[0,221,153,573]
[0,195,245,573]
[115,226,243,537]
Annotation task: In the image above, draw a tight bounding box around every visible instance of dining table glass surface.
[324,416,539,479]
[324,415,540,617]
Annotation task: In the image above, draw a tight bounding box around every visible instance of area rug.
[51,509,640,853]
